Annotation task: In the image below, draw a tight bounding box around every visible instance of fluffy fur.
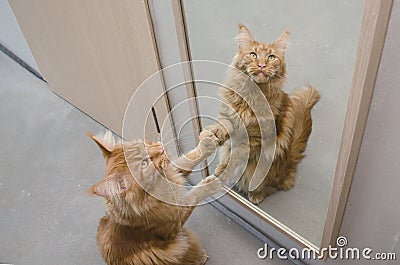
[88,130,221,265]
[208,24,320,204]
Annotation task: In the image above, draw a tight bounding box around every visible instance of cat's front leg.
[179,175,222,225]
[189,175,222,203]
[197,128,219,159]
[170,129,218,175]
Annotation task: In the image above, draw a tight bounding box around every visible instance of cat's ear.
[237,23,255,50]
[88,174,128,198]
[87,131,114,158]
[273,30,290,53]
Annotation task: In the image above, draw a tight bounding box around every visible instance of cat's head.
[233,24,289,84]
[87,131,168,203]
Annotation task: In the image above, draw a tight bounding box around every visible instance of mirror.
[181,0,365,246]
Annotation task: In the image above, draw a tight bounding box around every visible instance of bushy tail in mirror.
[289,85,320,175]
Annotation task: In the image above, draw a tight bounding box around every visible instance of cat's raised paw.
[205,124,228,145]
[198,129,219,157]
[199,128,219,145]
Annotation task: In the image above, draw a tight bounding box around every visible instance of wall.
[317,0,400,264]
[0,0,39,72]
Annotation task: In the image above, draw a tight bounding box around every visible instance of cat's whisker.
[160,131,198,145]
[143,192,150,225]
[174,131,200,138]
[158,123,191,139]
[164,179,183,227]
[275,72,299,90]
[268,79,272,94]
[161,133,200,147]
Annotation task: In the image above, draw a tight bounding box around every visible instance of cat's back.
[97,215,198,265]
[97,215,159,264]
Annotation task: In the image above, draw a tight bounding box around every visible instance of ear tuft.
[273,30,290,52]
[86,185,97,196]
[87,131,116,158]
[236,23,255,50]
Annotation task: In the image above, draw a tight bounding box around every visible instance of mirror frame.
[169,0,393,253]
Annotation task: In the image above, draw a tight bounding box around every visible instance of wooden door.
[9,0,169,138]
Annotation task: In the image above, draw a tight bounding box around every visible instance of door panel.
[9,0,167,137]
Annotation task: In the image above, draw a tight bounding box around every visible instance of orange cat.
[88,130,221,265]
[208,24,320,204]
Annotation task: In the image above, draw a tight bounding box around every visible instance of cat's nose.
[258,63,266,69]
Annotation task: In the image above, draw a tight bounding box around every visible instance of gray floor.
[0,51,293,265]
[183,0,364,245]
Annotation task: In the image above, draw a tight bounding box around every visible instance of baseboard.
[0,42,45,82]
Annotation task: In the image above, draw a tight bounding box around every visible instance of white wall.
[0,0,39,72]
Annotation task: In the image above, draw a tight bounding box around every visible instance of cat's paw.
[197,175,222,197]
[199,128,219,145]
[197,250,208,265]
[248,186,277,204]
[198,129,219,157]
[205,124,228,145]
[248,192,267,205]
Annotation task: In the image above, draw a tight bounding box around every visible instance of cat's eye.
[250,52,257,59]
[140,158,149,169]
[268,54,276,61]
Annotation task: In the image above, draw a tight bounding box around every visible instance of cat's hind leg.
[248,186,278,205]
[197,250,208,265]
[178,175,222,225]
[248,164,295,204]
[278,172,295,191]
[181,227,209,265]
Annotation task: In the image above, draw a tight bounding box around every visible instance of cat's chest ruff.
[229,93,271,126]
[222,99,271,145]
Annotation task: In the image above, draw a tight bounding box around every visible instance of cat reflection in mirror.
[207,24,320,204]
[88,130,221,265]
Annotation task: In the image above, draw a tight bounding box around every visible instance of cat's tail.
[288,85,320,174]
